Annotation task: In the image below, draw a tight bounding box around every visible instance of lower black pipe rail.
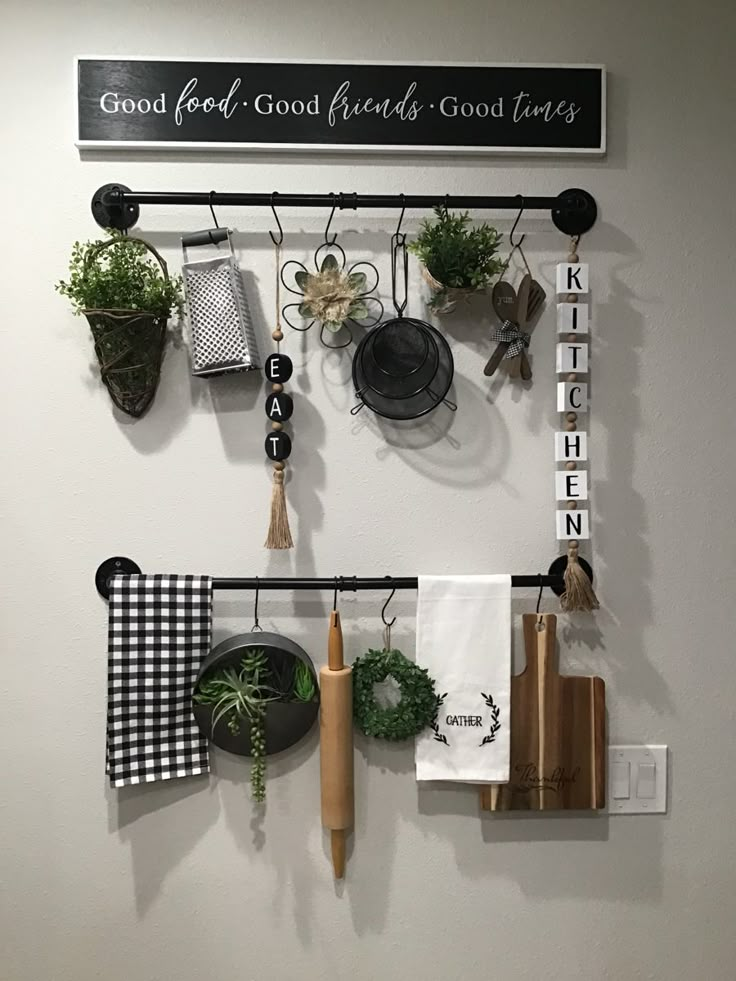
[95,556,575,601]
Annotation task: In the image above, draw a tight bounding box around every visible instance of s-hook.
[269,191,284,246]
[381,578,397,650]
[209,191,220,229]
[510,195,526,249]
[324,194,338,246]
[394,194,407,245]
[252,577,263,632]
[535,573,544,628]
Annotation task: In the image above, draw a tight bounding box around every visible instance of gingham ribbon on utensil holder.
[491,320,531,359]
[106,574,212,788]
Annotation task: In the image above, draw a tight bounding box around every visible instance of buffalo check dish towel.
[106,574,213,788]
[415,575,511,784]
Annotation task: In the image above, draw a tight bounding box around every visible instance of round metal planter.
[193,632,319,757]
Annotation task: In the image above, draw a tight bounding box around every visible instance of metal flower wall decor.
[281,243,383,348]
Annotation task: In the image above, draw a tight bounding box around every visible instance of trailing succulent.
[56,230,182,318]
[195,649,317,803]
[408,206,503,309]
[295,254,370,333]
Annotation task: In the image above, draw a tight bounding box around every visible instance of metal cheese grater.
[182,227,261,377]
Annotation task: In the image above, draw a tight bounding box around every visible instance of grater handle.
[181,227,231,248]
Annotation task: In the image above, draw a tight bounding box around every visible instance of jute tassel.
[560,540,599,612]
[265,464,293,549]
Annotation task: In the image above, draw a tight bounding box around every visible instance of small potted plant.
[56,230,183,417]
[193,633,319,804]
[408,206,503,313]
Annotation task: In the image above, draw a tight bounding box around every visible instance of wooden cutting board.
[480,613,605,812]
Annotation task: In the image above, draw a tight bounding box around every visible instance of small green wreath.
[352,648,437,741]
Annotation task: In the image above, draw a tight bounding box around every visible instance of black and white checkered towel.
[106,574,212,788]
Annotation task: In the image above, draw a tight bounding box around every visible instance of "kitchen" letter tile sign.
[555,261,590,540]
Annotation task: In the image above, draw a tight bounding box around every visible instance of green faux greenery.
[194,649,318,802]
[352,648,437,741]
[408,206,503,307]
[56,230,183,319]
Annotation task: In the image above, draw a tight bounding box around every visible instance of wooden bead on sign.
[565,421,577,431]
[272,383,284,394]
[567,373,577,383]
[265,353,293,384]
[265,391,294,422]
[265,431,292,462]
[273,461,286,471]
[566,412,578,422]
[565,461,577,471]
[272,421,283,431]
[272,329,284,342]
[567,293,578,303]
[568,254,579,263]
[567,500,578,510]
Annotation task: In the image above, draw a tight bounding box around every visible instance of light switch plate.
[608,745,668,814]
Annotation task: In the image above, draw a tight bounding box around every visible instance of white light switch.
[637,762,657,799]
[608,746,668,814]
[611,761,631,799]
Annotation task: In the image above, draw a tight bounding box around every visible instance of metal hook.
[252,577,262,632]
[510,195,526,249]
[333,577,339,612]
[381,580,397,628]
[395,194,407,242]
[324,194,338,246]
[208,191,220,229]
[535,573,544,627]
[269,192,284,246]
[381,578,396,651]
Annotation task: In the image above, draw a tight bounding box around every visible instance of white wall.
[2,2,735,979]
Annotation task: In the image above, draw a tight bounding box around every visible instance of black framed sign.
[76,58,606,155]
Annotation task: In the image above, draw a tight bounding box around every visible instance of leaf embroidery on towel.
[430,692,450,746]
[479,692,502,747]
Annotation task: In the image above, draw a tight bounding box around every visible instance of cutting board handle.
[521,613,557,680]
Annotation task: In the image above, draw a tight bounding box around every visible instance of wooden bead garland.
[554,237,599,611]
[264,242,294,550]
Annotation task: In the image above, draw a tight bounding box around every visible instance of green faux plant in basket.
[56,230,183,418]
[408,206,503,313]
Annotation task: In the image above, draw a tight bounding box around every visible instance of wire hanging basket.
[82,237,169,419]
[182,228,261,377]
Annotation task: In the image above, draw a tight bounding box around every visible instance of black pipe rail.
[91,184,597,236]
[95,556,567,601]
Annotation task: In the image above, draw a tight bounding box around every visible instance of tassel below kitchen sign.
[553,238,599,610]
[264,241,294,549]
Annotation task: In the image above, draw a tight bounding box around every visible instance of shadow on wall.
[107,775,215,916]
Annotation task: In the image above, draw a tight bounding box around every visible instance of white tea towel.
[415,575,511,783]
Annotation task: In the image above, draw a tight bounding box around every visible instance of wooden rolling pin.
[319,607,354,878]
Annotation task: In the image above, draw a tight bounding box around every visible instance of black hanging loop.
[324,194,338,246]
[252,577,263,632]
[269,192,284,246]
[510,195,526,249]
[208,191,220,229]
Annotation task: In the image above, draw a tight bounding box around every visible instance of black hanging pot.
[192,632,319,757]
[351,233,456,420]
